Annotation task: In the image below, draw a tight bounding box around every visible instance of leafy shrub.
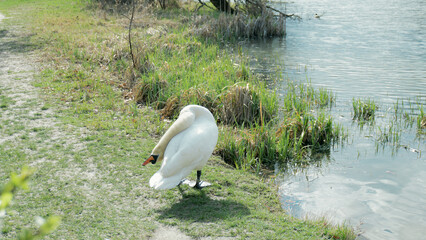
[0,167,60,240]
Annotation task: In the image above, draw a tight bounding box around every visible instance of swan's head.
[142,154,159,166]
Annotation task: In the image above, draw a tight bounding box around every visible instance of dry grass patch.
[133,77,169,107]
[218,83,271,125]
[161,87,217,119]
[192,10,285,39]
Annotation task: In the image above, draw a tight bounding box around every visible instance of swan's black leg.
[178,171,211,189]
[194,170,212,189]
[178,179,187,186]
[177,184,184,194]
[194,170,202,189]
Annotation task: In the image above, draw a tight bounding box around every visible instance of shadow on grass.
[157,190,250,222]
[0,29,7,38]
[0,30,37,54]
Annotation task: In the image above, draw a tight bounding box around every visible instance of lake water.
[243,0,426,239]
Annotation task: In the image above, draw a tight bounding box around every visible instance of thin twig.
[129,0,136,69]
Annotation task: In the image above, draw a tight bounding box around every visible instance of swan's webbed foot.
[179,179,211,189]
[178,170,211,189]
[194,181,212,189]
[177,183,184,194]
[194,170,211,189]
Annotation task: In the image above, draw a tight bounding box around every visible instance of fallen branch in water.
[244,0,301,20]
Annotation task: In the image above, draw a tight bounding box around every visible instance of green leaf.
[0,192,13,210]
[38,216,61,235]
[18,229,34,240]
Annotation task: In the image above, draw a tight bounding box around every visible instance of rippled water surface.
[243,0,426,239]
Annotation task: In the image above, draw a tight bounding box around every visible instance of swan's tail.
[149,172,182,190]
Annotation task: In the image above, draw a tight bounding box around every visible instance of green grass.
[0,0,356,239]
[131,31,278,124]
[0,88,14,109]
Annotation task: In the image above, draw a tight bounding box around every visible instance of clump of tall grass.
[217,111,343,170]
[217,125,276,171]
[216,82,345,171]
[133,74,168,107]
[137,80,277,126]
[276,112,337,149]
[315,217,358,240]
[192,9,285,39]
[352,98,377,122]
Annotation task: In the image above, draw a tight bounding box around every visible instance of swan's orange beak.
[142,154,158,166]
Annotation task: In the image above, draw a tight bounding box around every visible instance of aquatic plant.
[376,124,400,147]
[418,105,426,133]
[352,98,376,122]
[277,111,336,148]
[371,98,425,154]
[282,81,335,113]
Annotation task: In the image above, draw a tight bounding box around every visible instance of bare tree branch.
[195,0,216,11]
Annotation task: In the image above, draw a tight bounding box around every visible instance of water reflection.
[243,0,426,239]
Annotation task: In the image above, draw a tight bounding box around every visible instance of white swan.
[143,105,218,190]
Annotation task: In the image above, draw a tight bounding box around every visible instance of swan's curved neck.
[152,111,195,161]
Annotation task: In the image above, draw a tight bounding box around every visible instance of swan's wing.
[159,122,218,179]
[150,147,201,189]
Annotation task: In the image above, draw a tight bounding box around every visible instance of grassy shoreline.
[0,0,355,239]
